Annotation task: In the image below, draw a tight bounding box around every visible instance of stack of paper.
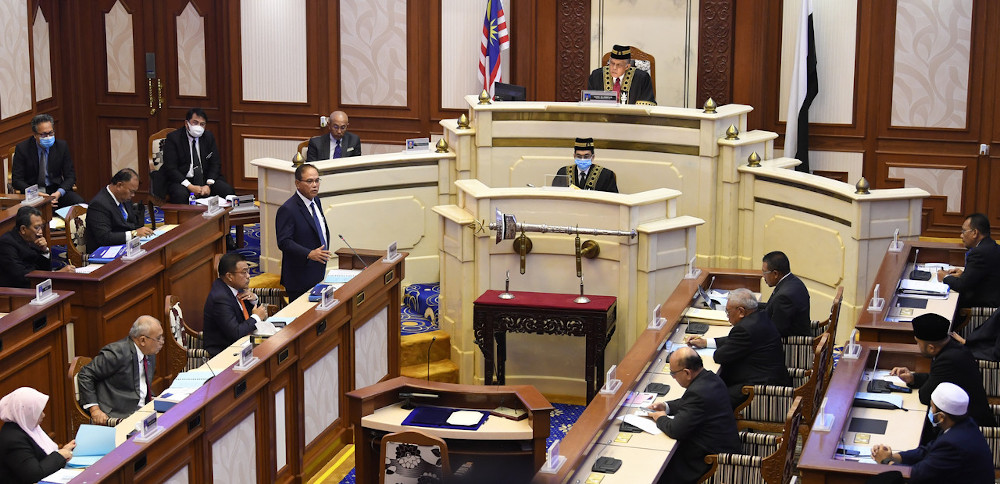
[898,279,949,296]
[324,269,362,284]
[683,307,730,325]
[66,424,115,467]
[623,392,657,408]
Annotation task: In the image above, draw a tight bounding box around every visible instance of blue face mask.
[927,409,939,427]
[575,157,592,171]
[39,136,55,149]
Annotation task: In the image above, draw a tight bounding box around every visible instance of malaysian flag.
[478,0,509,98]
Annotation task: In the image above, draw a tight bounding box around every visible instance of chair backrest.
[781,335,816,370]
[165,294,207,373]
[3,145,14,194]
[65,205,88,267]
[979,359,1000,401]
[760,396,803,484]
[297,140,308,160]
[378,430,450,484]
[980,405,1000,470]
[148,128,174,173]
[68,356,94,434]
[600,45,656,94]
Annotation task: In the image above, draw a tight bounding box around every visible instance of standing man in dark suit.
[160,108,235,203]
[204,252,268,356]
[77,316,164,425]
[646,347,741,484]
[0,206,73,287]
[554,137,618,193]
[11,114,84,207]
[585,45,656,106]
[870,382,994,484]
[306,111,362,161]
[760,251,812,336]
[890,313,995,428]
[275,164,331,301]
[936,213,1000,310]
[85,168,152,254]
[688,288,791,408]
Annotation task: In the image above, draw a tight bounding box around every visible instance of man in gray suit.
[77,316,164,425]
[306,111,361,161]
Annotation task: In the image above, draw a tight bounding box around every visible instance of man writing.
[0,206,74,288]
[203,252,268,356]
[85,169,153,254]
[646,347,741,484]
[12,114,84,207]
[77,316,164,425]
[687,288,791,408]
[306,111,361,161]
[275,164,331,301]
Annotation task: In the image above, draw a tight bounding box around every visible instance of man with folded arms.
[890,313,994,428]
[870,382,993,484]
[203,252,267,357]
[646,347,740,484]
[759,250,811,336]
[0,206,73,288]
[687,288,791,408]
[77,316,164,425]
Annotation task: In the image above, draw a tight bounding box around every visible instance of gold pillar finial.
[855,177,871,194]
[725,124,740,140]
[703,97,717,114]
[457,113,470,129]
[292,152,304,167]
[747,151,761,167]
[478,89,492,105]
[435,138,450,153]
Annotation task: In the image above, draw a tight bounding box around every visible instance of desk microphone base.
[537,455,567,474]
[134,425,165,443]
[812,413,835,432]
[498,292,515,300]
[574,295,591,304]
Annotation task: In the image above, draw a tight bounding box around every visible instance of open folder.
[66,424,116,467]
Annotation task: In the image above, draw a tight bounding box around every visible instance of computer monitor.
[493,82,526,101]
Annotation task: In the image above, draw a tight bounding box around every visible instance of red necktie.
[143,356,152,403]
[239,296,250,320]
[613,78,621,99]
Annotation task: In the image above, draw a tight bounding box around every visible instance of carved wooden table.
[473,290,617,403]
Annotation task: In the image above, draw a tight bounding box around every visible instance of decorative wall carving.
[556,0,590,102]
[697,0,734,105]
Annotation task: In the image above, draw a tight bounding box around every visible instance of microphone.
[909,248,931,280]
[426,336,436,381]
[338,234,370,269]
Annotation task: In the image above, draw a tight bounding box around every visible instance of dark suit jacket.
[0,421,68,484]
[306,132,361,161]
[656,370,741,484]
[909,339,994,427]
[204,278,258,356]
[85,187,145,254]
[966,308,1000,361]
[275,193,330,297]
[585,66,656,105]
[161,127,225,187]
[0,230,55,288]
[12,136,77,193]
[554,164,618,193]
[899,417,994,484]
[760,273,811,336]
[714,310,792,392]
[77,337,155,419]
[943,237,1000,309]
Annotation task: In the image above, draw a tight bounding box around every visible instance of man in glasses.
[760,250,811,336]
[276,164,331,301]
[12,114,84,207]
[306,111,361,161]
[204,252,267,357]
[937,213,1000,310]
[77,316,164,425]
[646,347,740,484]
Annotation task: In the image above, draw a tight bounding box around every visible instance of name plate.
[122,236,145,261]
[24,184,40,203]
[134,411,165,443]
[203,195,224,218]
[317,284,338,311]
[538,439,567,473]
[579,90,619,104]
[31,278,57,305]
[383,241,401,263]
[405,138,430,152]
[233,340,259,371]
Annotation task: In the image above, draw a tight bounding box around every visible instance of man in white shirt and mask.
[160,108,235,203]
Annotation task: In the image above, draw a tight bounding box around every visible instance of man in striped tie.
[77,316,164,426]
[203,252,268,357]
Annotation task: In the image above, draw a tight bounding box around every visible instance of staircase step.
[400,330,450,367]
[401,359,459,383]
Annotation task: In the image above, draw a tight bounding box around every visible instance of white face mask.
[927,409,939,427]
[188,123,205,138]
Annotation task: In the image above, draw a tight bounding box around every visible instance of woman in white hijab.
[0,387,76,483]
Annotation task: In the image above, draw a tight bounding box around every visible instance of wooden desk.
[473,290,617,403]
[798,343,929,483]
[348,376,552,484]
[532,269,761,483]
[68,252,407,483]
[857,241,966,343]
[0,289,74,443]
[229,204,259,248]
[26,205,227,394]
[0,193,53,243]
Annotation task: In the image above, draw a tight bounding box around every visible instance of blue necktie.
[38,148,49,187]
[119,203,128,221]
[333,139,342,159]
[311,201,326,248]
